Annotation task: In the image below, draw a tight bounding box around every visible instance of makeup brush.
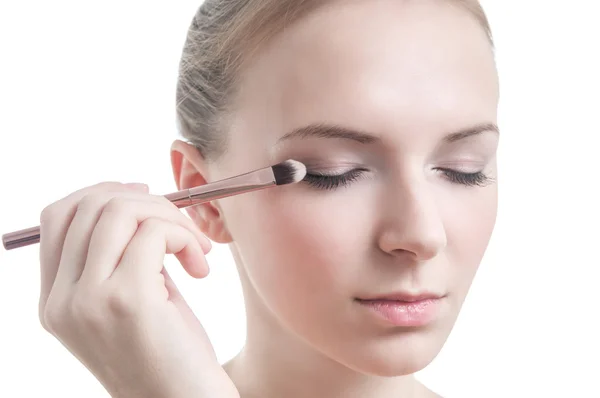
[2,159,307,251]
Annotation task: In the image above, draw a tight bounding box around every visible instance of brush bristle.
[272,159,307,185]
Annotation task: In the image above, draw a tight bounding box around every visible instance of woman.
[37,0,499,397]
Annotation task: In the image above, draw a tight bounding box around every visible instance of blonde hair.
[175,0,493,160]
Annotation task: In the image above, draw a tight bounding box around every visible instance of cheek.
[443,185,498,291]
[221,188,371,305]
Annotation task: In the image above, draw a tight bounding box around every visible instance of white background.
[1,1,599,397]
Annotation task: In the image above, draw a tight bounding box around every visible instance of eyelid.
[302,161,367,173]
[306,165,370,174]
[306,168,355,176]
[435,159,488,172]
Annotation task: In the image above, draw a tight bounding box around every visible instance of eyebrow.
[277,122,499,144]
[277,123,378,144]
[444,123,499,143]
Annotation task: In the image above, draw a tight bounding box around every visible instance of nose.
[377,178,447,262]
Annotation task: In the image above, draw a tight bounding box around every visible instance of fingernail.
[197,232,212,253]
[124,182,148,191]
[203,236,212,252]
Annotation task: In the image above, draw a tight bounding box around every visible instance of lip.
[355,292,445,327]
[357,291,444,302]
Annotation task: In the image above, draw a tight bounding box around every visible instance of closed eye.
[303,169,368,190]
[435,168,493,187]
[302,167,493,190]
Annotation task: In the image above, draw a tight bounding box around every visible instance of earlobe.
[169,140,233,244]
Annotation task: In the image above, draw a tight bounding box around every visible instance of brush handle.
[2,167,278,251]
[0,185,259,251]
[0,188,201,250]
[2,226,40,250]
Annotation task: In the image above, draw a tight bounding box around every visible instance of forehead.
[229,0,499,149]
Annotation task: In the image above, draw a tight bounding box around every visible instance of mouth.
[356,292,444,303]
[355,292,446,327]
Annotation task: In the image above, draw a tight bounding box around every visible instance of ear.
[170,140,233,244]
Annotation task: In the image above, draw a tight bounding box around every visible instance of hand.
[37,182,240,398]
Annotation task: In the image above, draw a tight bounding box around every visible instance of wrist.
[105,365,237,398]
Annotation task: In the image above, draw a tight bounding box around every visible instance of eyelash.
[303,169,367,190]
[435,168,492,187]
[303,168,492,190]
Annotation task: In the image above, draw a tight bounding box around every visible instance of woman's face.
[205,0,499,376]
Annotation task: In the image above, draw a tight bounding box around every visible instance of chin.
[353,355,436,378]
[326,328,449,377]
[348,351,439,378]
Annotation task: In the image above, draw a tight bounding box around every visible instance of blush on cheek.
[444,189,497,293]
[260,202,348,284]
[229,190,367,304]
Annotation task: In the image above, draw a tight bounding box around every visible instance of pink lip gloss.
[357,298,442,327]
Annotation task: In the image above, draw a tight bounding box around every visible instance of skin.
[37,182,240,398]
[171,0,499,397]
[32,2,495,397]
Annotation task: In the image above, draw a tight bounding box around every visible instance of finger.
[82,198,210,283]
[54,186,159,287]
[111,217,208,285]
[38,181,143,317]
[161,266,197,313]
[160,267,216,356]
